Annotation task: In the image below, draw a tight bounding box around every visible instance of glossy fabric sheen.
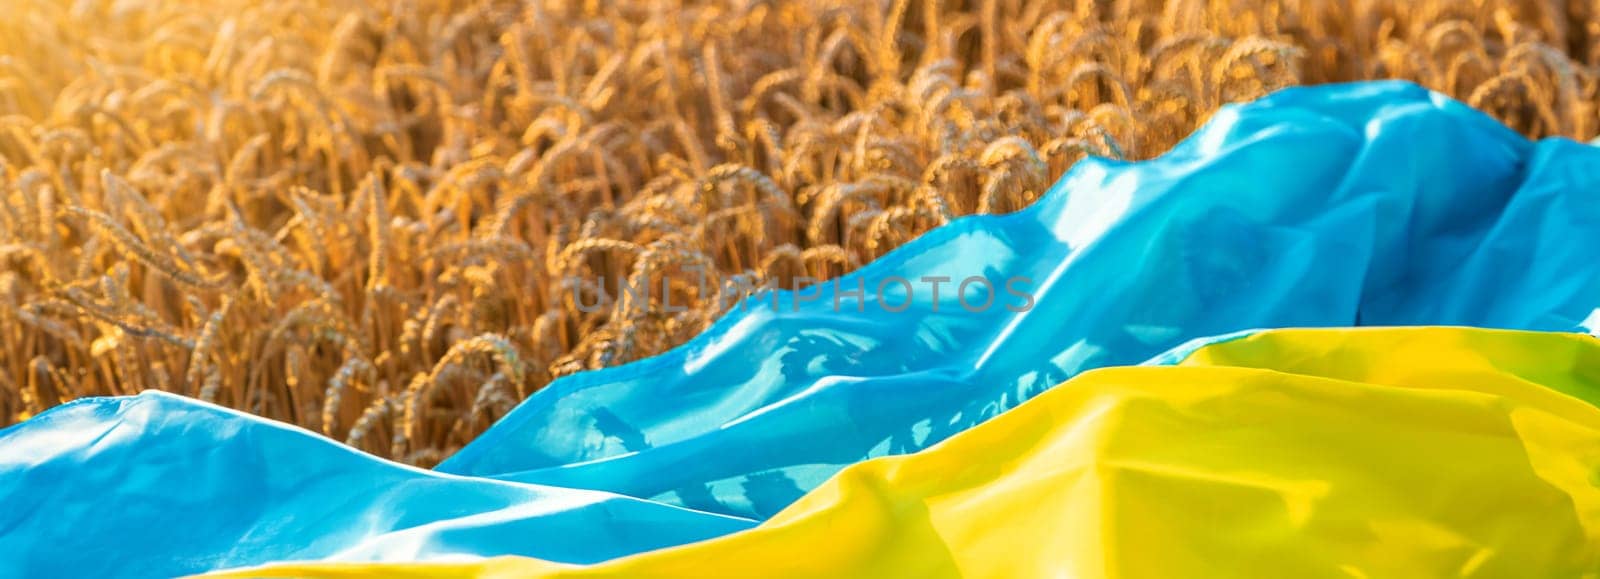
[439,81,1600,521]
[6,81,1600,577]
[0,392,754,578]
[213,327,1600,578]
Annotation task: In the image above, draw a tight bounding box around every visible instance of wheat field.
[0,0,1592,464]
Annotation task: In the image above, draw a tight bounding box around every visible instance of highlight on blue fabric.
[439,80,1600,520]
[3,81,1600,578]
[0,392,754,578]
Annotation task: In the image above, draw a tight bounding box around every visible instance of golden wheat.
[0,0,1595,464]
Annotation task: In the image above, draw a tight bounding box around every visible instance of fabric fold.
[211,327,1600,578]
[0,392,753,578]
[6,81,1600,577]
[440,81,1600,522]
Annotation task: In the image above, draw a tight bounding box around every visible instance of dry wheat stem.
[0,0,1592,463]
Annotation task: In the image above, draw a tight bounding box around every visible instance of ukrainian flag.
[3,82,1600,578]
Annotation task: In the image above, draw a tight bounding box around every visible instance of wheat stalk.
[1,0,1593,461]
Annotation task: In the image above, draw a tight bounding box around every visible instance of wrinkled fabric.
[6,81,1600,577]
[440,81,1600,521]
[211,327,1600,578]
[0,393,753,578]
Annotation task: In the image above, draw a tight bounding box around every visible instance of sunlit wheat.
[0,0,1591,464]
